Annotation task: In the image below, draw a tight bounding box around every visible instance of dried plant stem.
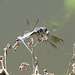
[33,41,39,48]
[66,43,75,75]
[66,55,75,75]
[4,49,7,70]
[22,40,35,72]
[3,69,9,75]
[0,55,9,75]
[22,40,32,53]
[31,46,35,73]
[1,57,4,69]
[22,39,41,73]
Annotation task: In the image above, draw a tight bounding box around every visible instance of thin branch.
[33,41,40,48]
[3,48,7,70]
[22,40,32,53]
[1,56,4,69]
[66,55,75,75]
[31,45,35,73]
[66,43,75,75]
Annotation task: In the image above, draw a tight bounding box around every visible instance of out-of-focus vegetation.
[64,0,75,15]
[48,20,60,32]
[44,0,75,32]
[50,20,60,27]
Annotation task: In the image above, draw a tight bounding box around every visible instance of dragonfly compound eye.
[44,27,47,32]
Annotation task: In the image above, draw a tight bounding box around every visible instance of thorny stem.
[22,40,32,53]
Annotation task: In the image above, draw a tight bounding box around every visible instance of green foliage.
[64,0,75,15]
[50,20,60,27]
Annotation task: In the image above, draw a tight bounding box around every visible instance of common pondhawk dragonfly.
[16,18,63,48]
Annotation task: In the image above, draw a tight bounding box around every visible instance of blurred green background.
[0,0,75,75]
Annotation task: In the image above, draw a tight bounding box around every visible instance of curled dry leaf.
[19,62,30,71]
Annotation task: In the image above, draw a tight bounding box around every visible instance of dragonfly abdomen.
[16,31,34,41]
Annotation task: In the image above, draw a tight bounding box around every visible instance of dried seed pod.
[41,36,48,41]
[27,42,32,47]
[46,31,50,36]
[13,48,17,52]
[72,63,75,68]
[31,38,34,44]
[0,60,2,65]
[25,66,28,71]
[0,56,3,60]
[43,69,47,73]
[7,43,12,49]
[3,48,7,51]
[21,62,30,66]
[19,62,30,71]
[19,65,24,71]
[12,41,20,52]
[36,37,42,42]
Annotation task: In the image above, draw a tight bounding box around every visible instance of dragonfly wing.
[49,34,64,43]
[47,40,57,48]
[35,18,39,27]
[25,19,33,31]
[25,19,30,26]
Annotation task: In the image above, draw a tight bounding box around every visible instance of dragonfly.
[16,26,47,41]
[16,18,47,41]
[16,18,64,48]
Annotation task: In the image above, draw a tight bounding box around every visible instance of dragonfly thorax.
[33,27,47,33]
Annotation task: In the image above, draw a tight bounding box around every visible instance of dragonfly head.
[43,27,47,32]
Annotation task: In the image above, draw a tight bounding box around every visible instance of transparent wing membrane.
[25,19,30,26]
[47,40,57,48]
[25,19,33,31]
[46,34,64,48]
[49,35,64,43]
[39,32,64,48]
[35,18,39,26]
